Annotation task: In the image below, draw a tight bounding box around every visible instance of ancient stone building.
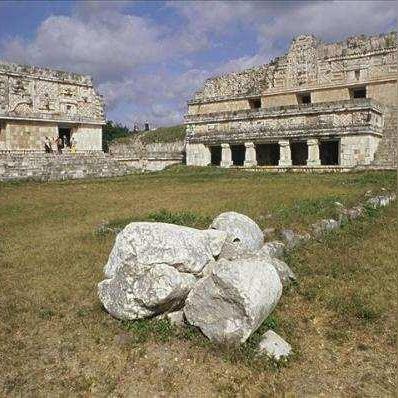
[0,61,105,152]
[185,32,397,169]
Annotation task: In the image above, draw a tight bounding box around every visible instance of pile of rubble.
[97,192,395,361]
[98,212,294,361]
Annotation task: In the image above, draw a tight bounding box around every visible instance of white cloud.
[1,11,168,80]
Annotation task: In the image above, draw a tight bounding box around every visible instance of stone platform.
[0,152,134,182]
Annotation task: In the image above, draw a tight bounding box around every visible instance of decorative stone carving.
[0,61,105,124]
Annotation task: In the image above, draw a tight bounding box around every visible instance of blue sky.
[0,1,396,127]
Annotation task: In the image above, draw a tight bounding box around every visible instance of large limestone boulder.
[184,258,282,344]
[98,265,196,320]
[98,222,227,320]
[210,212,263,260]
[104,222,227,278]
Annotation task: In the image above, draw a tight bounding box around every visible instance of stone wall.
[190,32,397,104]
[0,121,102,151]
[0,61,105,151]
[186,99,384,143]
[109,139,185,171]
[0,152,134,182]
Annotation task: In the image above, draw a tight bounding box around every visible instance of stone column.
[278,140,292,166]
[307,139,321,166]
[244,142,257,167]
[220,143,233,168]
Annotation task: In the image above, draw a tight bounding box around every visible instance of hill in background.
[103,122,186,151]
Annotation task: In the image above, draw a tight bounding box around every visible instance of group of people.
[44,136,77,154]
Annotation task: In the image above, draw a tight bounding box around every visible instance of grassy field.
[0,167,396,396]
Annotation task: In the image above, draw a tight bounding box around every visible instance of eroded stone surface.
[257,241,286,259]
[184,258,282,344]
[99,222,227,320]
[210,212,263,260]
[104,222,227,278]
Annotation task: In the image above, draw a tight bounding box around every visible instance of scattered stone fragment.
[280,229,310,249]
[256,241,286,259]
[263,228,276,240]
[340,206,364,221]
[311,218,340,238]
[367,193,396,208]
[184,258,282,345]
[166,310,186,327]
[210,212,264,260]
[258,330,292,361]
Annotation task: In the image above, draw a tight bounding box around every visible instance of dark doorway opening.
[320,140,339,165]
[210,146,221,166]
[231,145,245,166]
[58,128,71,148]
[291,142,308,165]
[350,86,366,99]
[256,143,280,166]
[297,92,311,104]
[249,98,261,109]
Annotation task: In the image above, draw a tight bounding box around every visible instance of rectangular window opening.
[248,98,261,109]
[297,92,311,105]
[350,86,366,99]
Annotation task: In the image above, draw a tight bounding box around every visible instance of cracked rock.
[183,258,282,345]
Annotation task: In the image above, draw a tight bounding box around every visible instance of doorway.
[291,142,308,165]
[256,143,280,166]
[58,128,71,148]
[210,146,222,166]
[231,145,245,166]
[320,140,339,165]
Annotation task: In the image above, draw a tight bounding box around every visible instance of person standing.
[70,136,77,154]
[55,136,63,154]
[44,136,52,153]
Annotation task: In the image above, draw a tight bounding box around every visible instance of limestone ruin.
[0,61,105,152]
[185,32,397,169]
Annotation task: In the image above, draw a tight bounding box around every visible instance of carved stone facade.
[0,61,105,151]
[185,32,397,168]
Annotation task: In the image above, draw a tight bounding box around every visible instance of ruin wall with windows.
[186,32,397,168]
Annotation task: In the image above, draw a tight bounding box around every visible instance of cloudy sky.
[0,1,396,127]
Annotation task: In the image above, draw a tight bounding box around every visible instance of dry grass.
[0,167,396,396]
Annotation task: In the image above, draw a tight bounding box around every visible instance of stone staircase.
[0,152,136,182]
[373,106,397,168]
